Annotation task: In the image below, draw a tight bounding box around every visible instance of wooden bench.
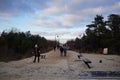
[77,54,82,59]
[40,54,46,59]
[82,58,92,69]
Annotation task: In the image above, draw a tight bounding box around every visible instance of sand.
[0,49,120,80]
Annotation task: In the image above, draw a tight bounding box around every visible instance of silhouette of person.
[53,46,56,51]
[63,45,67,56]
[60,46,64,56]
[33,44,41,63]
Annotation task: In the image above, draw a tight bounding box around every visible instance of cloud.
[105,2,120,13]
[38,0,120,29]
[34,20,47,27]
[60,15,75,26]
[30,14,82,29]
[64,0,120,16]
[0,0,120,43]
[43,7,61,15]
[29,16,62,28]
[0,0,119,17]
[60,14,84,27]
[0,0,34,16]
[28,0,50,9]
[42,0,67,15]
[47,19,62,27]
[0,0,51,16]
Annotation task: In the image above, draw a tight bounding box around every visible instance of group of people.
[33,44,68,63]
[59,45,67,56]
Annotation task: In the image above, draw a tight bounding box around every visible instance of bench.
[77,54,82,59]
[40,54,46,59]
[82,58,92,69]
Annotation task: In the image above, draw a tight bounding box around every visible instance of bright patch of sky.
[0,0,120,43]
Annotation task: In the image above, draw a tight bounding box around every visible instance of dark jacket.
[34,48,41,56]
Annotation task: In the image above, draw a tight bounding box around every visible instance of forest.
[67,14,120,54]
[0,30,56,61]
[0,14,120,61]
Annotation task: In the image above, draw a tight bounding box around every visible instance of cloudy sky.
[0,0,120,43]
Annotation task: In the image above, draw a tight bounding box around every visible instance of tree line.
[0,29,56,61]
[67,14,120,54]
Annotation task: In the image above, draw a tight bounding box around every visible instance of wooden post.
[103,48,108,55]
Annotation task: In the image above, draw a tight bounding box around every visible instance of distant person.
[63,45,67,56]
[60,46,64,56]
[33,44,41,63]
[53,46,56,51]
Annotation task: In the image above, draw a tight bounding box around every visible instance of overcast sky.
[0,0,120,43]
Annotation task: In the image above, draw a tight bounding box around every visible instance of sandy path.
[0,49,120,80]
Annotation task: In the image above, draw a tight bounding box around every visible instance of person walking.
[53,46,56,51]
[60,46,63,56]
[63,45,67,56]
